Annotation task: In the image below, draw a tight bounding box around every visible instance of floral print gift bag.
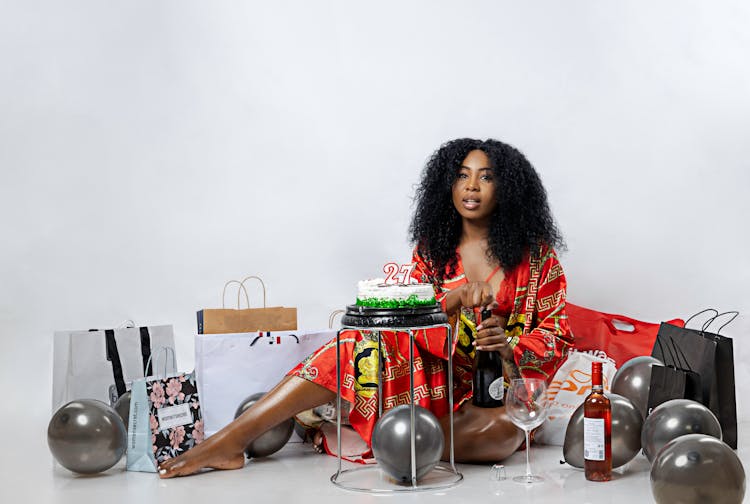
[147,372,203,465]
[126,349,203,472]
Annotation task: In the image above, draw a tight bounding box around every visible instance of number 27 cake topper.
[382,262,416,284]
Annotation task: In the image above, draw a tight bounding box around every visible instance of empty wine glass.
[505,377,549,484]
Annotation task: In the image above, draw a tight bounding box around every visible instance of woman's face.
[452,149,497,223]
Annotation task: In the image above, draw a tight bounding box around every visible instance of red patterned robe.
[288,244,573,448]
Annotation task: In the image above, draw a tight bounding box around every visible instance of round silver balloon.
[371,405,444,483]
[234,392,294,458]
[611,355,663,418]
[563,393,643,469]
[651,434,745,504]
[48,399,127,474]
[641,399,722,462]
[113,391,131,432]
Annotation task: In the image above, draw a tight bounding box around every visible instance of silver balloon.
[611,355,663,418]
[234,392,294,458]
[48,399,127,474]
[563,393,643,468]
[641,399,722,462]
[113,391,131,432]
[651,434,745,504]
[371,405,444,483]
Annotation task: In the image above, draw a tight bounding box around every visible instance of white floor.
[3,419,747,504]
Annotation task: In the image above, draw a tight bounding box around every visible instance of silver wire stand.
[330,321,463,493]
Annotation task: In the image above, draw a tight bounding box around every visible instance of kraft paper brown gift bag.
[197,276,297,334]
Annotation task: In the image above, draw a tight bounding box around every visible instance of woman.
[158,138,572,478]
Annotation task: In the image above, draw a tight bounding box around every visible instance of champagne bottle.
[472,308,504,407]
[584,361,612,481]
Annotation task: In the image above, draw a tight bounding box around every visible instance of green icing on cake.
[356,294,436,309]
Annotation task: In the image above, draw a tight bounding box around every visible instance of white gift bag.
[534,352,616,446]
[52,324,177,410]
[195,329,335,438]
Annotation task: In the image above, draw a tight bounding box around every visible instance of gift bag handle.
[685,308,719,329]
[604,318,637,333]
[144,346,177,380]
[654,334,695,374]
[139,327,153,376]
[100,323,147,398]
[105,329,127,398]
[222,280,251,309]
[239,275,267,308]
[655,335,673,368]
[329,309,345,329]
[701,311,739,335]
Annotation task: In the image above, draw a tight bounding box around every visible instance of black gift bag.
[647,334,703,415]
[650,310,738,448]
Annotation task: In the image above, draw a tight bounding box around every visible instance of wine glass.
[505,377,549,484]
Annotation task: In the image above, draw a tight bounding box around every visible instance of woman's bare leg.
[158,376,336,478]
[440,402,525,462]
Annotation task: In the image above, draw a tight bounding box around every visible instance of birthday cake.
[355,279,436,309]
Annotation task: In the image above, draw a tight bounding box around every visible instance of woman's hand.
[444,281,495,314]
[459,281,495,311]
[475,313,513,361]
[442,281,513,359]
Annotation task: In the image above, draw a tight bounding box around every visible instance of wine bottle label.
[488,377,504,401]
[583,417,605,461]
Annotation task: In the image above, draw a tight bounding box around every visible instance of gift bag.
[126,377,157,472]
[52,323,176,410]
[197,276,296,334]
[195,329,335,438]
[535,352,616,445]
[148,372,202,467]
[127,348,175,472]
[650,310,738,448]
[566,303,684,368]
[646,330,702,416]
[127,348,203,472]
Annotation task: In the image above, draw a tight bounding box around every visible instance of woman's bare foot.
[311,429,326,454]
[158,432,246,478]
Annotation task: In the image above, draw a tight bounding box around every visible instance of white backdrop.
[1,1,748,434]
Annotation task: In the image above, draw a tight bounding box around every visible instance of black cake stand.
[340,303,448,328]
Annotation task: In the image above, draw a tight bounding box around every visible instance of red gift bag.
[566,303,684,368]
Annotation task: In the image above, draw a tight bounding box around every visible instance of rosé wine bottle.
[584,361,612,481]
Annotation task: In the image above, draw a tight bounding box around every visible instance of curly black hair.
[409,138,564,282]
